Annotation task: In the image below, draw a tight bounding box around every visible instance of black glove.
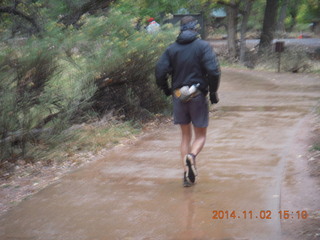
[163,88,172,96]
[210,92,219,104]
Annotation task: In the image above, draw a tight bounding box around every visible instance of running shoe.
[184,153,197,184]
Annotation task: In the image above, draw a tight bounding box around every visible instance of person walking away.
[146,17,160,33]
[155,16,221,187]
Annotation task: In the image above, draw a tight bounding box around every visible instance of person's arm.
[202,43,221,103]
[155,49,172,96]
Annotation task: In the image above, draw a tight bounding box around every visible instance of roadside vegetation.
[0,0,319,177]
[0,2,178,174]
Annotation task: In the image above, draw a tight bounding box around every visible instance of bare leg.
[190,127,207,158]
[180,124,207,170]
[180,124,192,171]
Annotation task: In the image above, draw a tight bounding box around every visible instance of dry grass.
[38,120,141,165]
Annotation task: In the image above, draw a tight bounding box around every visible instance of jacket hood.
[176,30,199,44]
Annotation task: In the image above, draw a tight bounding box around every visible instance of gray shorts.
[173,93,209,128]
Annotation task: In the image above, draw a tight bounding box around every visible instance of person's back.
[156,16,220,98]
[164,31,216,94]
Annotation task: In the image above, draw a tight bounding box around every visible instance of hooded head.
[180,16,199,32]
[176,16,199,44]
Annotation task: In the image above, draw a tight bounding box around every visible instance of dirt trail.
[0,68,319,240]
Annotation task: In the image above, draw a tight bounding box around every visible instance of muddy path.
[0,68,319,240]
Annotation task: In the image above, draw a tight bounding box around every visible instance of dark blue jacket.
[155,30,221,100]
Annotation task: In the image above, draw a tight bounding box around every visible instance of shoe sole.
[184,155,197,184]
[183,181,192,187]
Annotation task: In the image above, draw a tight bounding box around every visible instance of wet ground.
[0,68,319,240]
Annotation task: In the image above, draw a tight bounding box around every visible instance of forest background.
[0,0,319,176]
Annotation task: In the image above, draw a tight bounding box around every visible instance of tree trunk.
[226,0,238,59]
[259,0,280,52]
[276,0,288,32]
[239,0,253,64]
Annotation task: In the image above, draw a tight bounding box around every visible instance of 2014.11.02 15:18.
[212,210,308,220]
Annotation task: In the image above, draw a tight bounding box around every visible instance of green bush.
[0,42,58,161]
[64,10,177,120]
[0,8,177,165]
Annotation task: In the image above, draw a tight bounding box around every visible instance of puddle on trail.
[0,69,319,240]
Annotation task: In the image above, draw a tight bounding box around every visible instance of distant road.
[212,38,320,51]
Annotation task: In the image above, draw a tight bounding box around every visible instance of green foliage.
[297,0,320,23]
[0,3,177,165]
[247,0,265,31]
[0,40,58,160]
[72,9,177,119]
[0,0,42,38]
[114,0,188,17]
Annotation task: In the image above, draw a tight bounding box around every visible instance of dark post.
[275,41,285,73]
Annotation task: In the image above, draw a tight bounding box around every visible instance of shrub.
[0,8,178,166]
[0,42,58,162]
[68,10,177,121]
[254,45,314,73]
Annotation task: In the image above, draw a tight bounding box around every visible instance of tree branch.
[58,0,115,27]
[216,0,251,15]
[0,6,41,32]
[216,0,238,9]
